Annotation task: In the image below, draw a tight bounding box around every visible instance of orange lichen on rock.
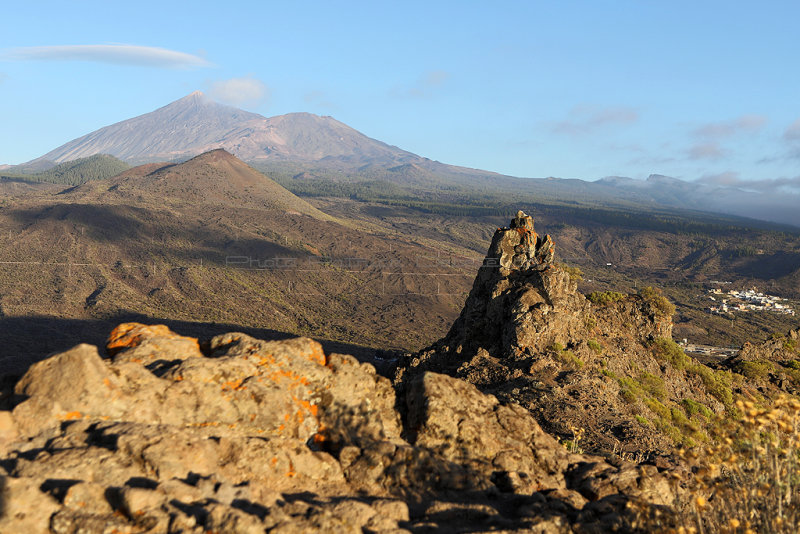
[62,411,82,420]
[297,400,318,418]
[262,367,309,389]
[221,378,246,391]
[106,322,201,356]
[258,355,276,366]
[298,341,326,366]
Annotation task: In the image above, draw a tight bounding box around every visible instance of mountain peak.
[28,94,415,166]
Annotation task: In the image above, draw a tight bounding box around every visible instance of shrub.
[587,339,604,354]
[639,372,668,400]
[619,388,637,404]
[638,286,676,317]
[650,338,692,371]
[560,264,583,282]
[735,359,775,381]
[645,397,671,420]
[681,398,713,419]
[689,365,734,407]
[556,349,584,369]
[587,291,626,305]
[634,415,651,427]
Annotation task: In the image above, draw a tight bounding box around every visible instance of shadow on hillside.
[729,250,800,280]
[6,202,309,267]
[0,312,387,383]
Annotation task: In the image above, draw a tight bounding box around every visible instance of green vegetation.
[638,286,676,317]
[634,415,651,427]
[729,245,759,257]
[689,364,734,407]
[559,263,583,282]
[587,339,603,354]
[735,359,776,380]
[681,398,713,419]
[1,154,129,185]
[556,349,584,369]
[611,350,726,446]
[638,372,667,400]
[586,291,626,305]
[548,342,584,369]
[649,337,691,370]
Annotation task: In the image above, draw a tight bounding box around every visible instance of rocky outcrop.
[394,214,726,459]
[733,328,799,363]
[402,210,589,370]
[719,328,800,395]
[0,322,676,533]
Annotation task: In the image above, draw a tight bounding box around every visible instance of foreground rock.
[1,322,675,532]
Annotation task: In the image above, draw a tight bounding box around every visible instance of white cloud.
[209,77,269,107]
[551,106,638,136]
[3,44,211,68]
[693,115,767,138]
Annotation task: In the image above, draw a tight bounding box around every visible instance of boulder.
[406,372,569,493]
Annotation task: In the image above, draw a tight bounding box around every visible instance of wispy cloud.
[0,72,7,84]
[392,70,450,99]
[209,77,269,107]
[698,171,800,192]
[784,118,800,141]
[551,106,638,136]
[697,171,742,186]
[693,114,767,138]
[3,44,211,68]
[687,141,726,160]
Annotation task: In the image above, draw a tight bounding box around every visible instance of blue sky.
[1,1,799,190]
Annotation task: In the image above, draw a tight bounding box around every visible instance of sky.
[1,1,799,190]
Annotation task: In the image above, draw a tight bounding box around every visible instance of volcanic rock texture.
[0,320,676,532]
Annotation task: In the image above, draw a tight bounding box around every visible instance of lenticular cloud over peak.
[4,44,211,69]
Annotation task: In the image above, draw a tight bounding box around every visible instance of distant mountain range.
[9,92,800,228]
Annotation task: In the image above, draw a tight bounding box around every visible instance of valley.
[2,150,799,382]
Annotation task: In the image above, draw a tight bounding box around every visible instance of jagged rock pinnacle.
[491,210,555,272]
[396,212,585,370]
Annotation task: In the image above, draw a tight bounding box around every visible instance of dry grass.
[683,396,800,533]
[630,395,800,533]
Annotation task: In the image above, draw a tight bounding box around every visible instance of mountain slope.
[19,92,800,227]
[29,92,416,166]
[70,149,332,219]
